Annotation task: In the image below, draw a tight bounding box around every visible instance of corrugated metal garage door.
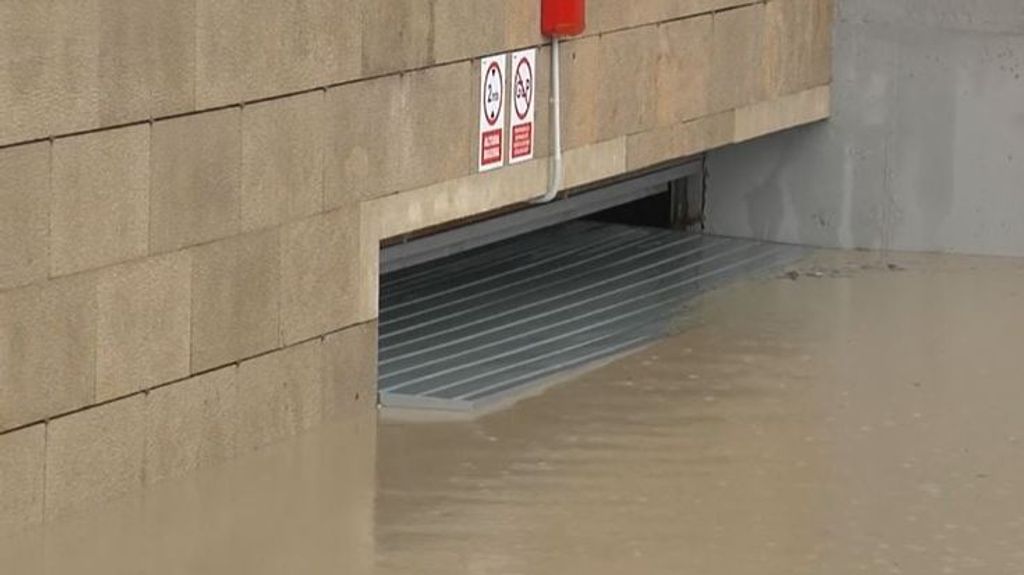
[378,220,804,411]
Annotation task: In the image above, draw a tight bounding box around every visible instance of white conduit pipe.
[534,36,562,204]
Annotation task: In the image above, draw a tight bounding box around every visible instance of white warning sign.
[509,49,536,164]
[479,54,507,172]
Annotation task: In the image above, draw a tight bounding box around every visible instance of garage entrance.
[377,160,803,411]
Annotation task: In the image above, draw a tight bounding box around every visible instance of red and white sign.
[479,55,507,172]
[509,49,536,164]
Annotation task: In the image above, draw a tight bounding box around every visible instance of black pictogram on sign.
[509,49,536,164]
[479,55,507,171]
[483,61,503,127]
[514,58,533,121]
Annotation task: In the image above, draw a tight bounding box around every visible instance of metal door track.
[378,221,804,412]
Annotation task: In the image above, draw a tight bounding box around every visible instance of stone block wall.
[0,0,832,535]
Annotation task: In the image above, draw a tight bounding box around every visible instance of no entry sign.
[509,49,536,164]
[479,55,506,172]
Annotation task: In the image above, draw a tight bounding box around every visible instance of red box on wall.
[541,0,586,38]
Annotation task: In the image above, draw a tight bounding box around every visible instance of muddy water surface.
[2,250,1024,574]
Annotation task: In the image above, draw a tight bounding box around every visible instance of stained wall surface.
[706,0,1024,257]
[0,0,833,535]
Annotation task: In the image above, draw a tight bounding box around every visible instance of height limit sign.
[509,49,536,164]
[479,55,506,172]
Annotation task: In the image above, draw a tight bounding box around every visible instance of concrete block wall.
[0,0,832,534]
[705,0,1024,257]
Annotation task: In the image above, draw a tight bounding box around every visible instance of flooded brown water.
[2,250,1024,574]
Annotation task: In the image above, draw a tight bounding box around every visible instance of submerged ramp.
[378,221,803,411]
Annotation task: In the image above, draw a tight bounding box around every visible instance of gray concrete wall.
[706,0,1024,257]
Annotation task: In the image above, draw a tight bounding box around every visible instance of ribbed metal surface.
[378,221,804,411]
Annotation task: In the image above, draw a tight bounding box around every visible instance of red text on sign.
[511,124,533,160]
[481,129,503,165]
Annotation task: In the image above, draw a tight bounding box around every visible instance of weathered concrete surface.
[44,395,146,522]
[95,252,191,402]
[51,125,150,277]
[0,425,44,537]
[190,229,280,373]
[0,143,50,292]
[0,275,97,432]
[706,0,1024,257]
